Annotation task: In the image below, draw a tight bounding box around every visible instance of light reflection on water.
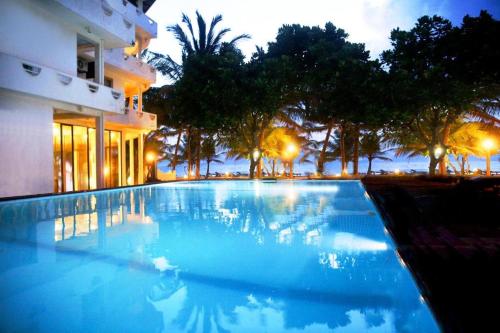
[0,181,439,333]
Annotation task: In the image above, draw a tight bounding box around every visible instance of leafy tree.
[382,13,500,175]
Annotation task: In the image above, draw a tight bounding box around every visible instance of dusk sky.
[147,0,500,86]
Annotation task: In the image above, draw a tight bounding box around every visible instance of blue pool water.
[0,180,440,332]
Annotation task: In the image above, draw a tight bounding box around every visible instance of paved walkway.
[362,176,500,333]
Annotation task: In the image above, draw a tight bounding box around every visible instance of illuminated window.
[53,123,122,192]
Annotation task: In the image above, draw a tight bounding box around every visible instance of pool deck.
[362,176,500,333]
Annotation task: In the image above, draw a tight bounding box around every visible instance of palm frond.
[167,24,194,54]
[196,11,207,52]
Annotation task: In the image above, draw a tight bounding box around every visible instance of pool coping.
[0,178,363,203]
[362,183,443,332]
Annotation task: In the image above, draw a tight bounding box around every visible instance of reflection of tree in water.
[82,270,164,333]
[172,279,241,333]
[362,309,386,328]
[142,185,431,332]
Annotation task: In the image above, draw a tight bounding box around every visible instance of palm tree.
[145,12,250,179]
[146,11,250,79]
[201,135,224,178]
[360,131,392,175]
[169,11,250,57]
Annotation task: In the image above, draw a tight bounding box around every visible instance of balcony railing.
[0,52,125,114]
[105,106,157,130]
[106,0,158,38]
[104,49,156,83]
[42,0,136,48]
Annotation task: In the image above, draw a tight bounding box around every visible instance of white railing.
[104,49,156,83]
[106,0,158,38]
[105,106,157,130]
[0,52,125,114]
[47,0,135,47]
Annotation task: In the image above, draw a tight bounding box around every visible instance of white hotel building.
[0,0,159,198]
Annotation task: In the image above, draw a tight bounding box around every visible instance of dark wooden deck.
[362,176,500,333]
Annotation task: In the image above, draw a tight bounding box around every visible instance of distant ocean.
[159,154,500,177]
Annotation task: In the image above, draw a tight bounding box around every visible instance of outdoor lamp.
[252,149,261,162]
[286,143,297,154]
[146,152,156,163]
[481,138,496,176]
[433,146,444,159]
[482,138,495,151]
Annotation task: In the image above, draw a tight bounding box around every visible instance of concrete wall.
[0,0,77,75]
[0,91,53,197]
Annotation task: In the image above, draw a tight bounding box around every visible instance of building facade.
[0,0,158,197]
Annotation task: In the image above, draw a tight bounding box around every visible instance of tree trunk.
[429,154,438,176]
[205,160,210,179]
[367,157,373,175]
[249,158,256,179]
[272,159,276,177]
[186,127,192,178]
[340,124,347,175]
[195,132,201,179]
[256,127,265,178]
[289,160,294,179]
[318,121,333,175]
[172,129,182,171]
[438,122,451,176]
[353,125,360,176]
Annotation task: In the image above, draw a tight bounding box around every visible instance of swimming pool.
[0,180,439,332]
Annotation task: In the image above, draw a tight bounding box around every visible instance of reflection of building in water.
[52,190,158,255]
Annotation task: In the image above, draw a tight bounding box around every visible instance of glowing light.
[104,165,110,176]
[286,143,297,154]
[282,142,299,160]
[127,176,133,185]
[225,171,230,177]
[52,124,59,136]
[190,170,195,177]
[433,146,444,159]
[394,168,400,175]
[146,152,156,163]
[183,174,188,179]
[335,173,341,177]
[482,138,496,151]
[252,149,261,162]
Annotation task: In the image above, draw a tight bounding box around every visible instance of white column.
[129,137,135,185]
[138,133,144,184]
[137,87,143,112]
[96,114,105,188]
[95,40,104,85]
[121,131,127,185]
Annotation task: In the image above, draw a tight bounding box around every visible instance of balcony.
[0,52,124,114]
[107,0,158,38]
[105,107,157,130]
[38,0,136,48]
[104,49,156,83]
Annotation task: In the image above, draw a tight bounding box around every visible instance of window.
[53,123,122,192]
